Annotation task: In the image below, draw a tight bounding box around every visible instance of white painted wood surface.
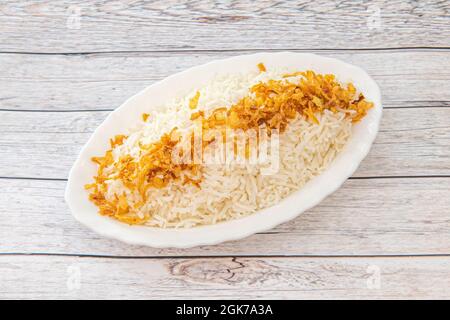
[1,50,449,110]
[1,177,449,256]
[2,256,450,299]
[0,0,449,299]
[1,0,449,52]
[1,108,449,179]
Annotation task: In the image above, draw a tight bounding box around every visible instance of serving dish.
[65,52,382,248]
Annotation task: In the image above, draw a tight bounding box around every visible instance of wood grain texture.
[1,107,449,179]
[0,0,449,53]
[1,177,449,256]
[1,50,449,111]
[1,255,449,299]
[1,0,450,300]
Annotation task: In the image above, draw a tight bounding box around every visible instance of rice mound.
[101,69,352,228]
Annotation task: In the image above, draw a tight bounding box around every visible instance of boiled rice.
[99,69,353,227]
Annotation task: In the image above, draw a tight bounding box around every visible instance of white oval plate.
[65,52,382,248]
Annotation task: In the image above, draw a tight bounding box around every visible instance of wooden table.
[1,0,449,299]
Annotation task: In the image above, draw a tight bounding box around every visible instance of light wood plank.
[1,108,449,179]
[1,177,449,256]
[1,50,449,110]
[1,0,448,300]
[0,0,449,53]
[1,255,449,299]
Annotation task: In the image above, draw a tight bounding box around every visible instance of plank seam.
[0,46,450,56]
[1,253,449,259]
[1,175,450,182]
[1,105,449,113]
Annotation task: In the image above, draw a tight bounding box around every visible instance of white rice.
[104,69,352,228]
